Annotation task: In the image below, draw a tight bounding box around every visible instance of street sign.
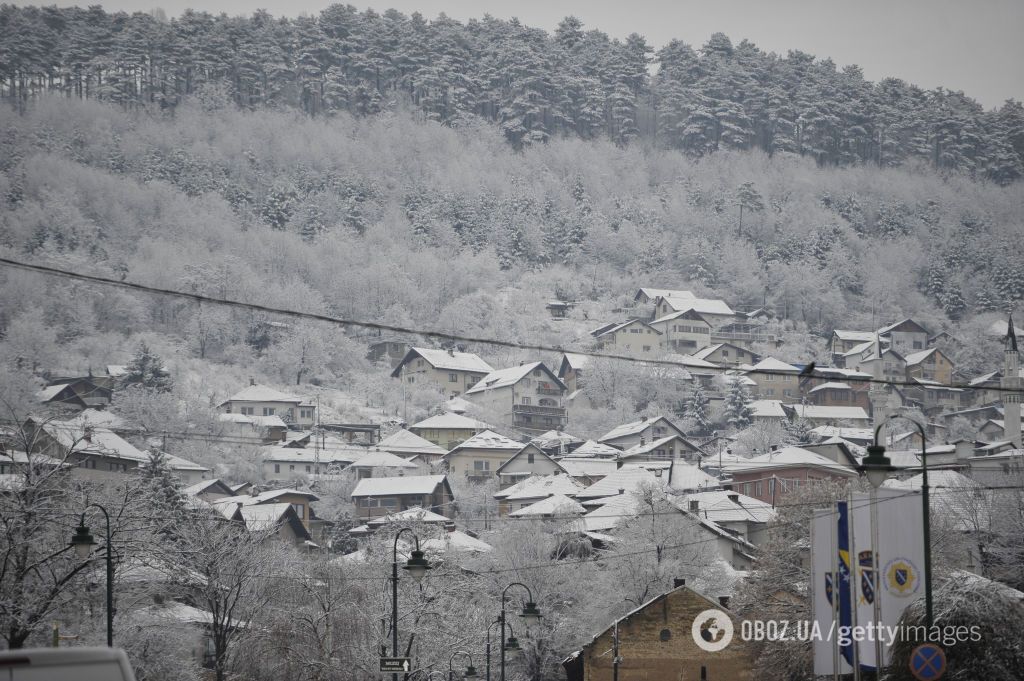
[909,643,946,680]
[380,657,411,673]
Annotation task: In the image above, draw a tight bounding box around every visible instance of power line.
[1,256,1017,394]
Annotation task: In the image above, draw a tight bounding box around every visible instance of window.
[743,483,752,495]
[407,375,416,384]
[274,464,280,474]
[291,503,305,519]
[643,345,652,352]
[765,388,775,397]
[522,397,531,405]
[755,481,763,496]
[474,460,490,471]
[240,406,254,415]
[533,369,541,376]
[305,465,311,473]
[913,341,923,349]
[380,498,397,508]
[416,359,424,367]
[300,408,314,420]
[263,407,276,416]
[449,373,458,382]
[783,389,793,397]
[722,350,730,357]
[289,464,295,471]
[527,452,535,464]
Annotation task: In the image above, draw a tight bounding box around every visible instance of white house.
[465,362,568,433]
[218,381,316,429]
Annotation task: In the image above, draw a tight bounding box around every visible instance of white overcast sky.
[53,0,1024,108]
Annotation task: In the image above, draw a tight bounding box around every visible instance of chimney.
[718,596,731,609]
[83,427,93,443]
[770,444,779,452]
[673,578,686,589]
[727,493,739,503]
[249,377,255,386]
[618,488,625,495]
[640,436,646,445]
[688,499,699,512]
[448,348,455,356]
[641,416,648,422]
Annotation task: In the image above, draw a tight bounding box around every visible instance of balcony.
[513,404,566,416]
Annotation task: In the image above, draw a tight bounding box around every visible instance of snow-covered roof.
[681,490,776,524]
[661,353,720,370]
[576,467,660,499]
[651,308,712,326]
[564,440,621,458]
[345,450,419,470]
[815,367,873,380]
[530,430,583,449]
[911,378,964,392]
[377,429,447,456]
[725,447,858,475]
[509,494,585,517]
[238,503,299,532]
[843,340,877,358]
[659,296,734,316]
[411,412,490,431]
[808,382,853,392]
[495,474,584,501]
[366,506,451,526]
[664,462,721,492]
[449,429,525,452]
[443,396,473,414]
[422,530,492,554]
[59,409,127,430]
[396,347,494,374]
[636,288,695,301]
[599,416,681,443]
[182,479,233,497]
[561,352,589,371]
[581,493,643,531]
[903,348,937,366]
[261,445,362,465]
[618,435,697,460]
[251,488,319,503]
[42,422,149,462]
[787,404,870,421]
[467,362,565,394]
[591,319,662,338]
[351,474,448,497]
[832,330,876,342]
[37,383,70,402]
[558,457,621,478]
[810,425,875,442]
[750,400,787,418]
[147,452,209,473]
[877,318,928,336]
[224,384,302,404]
[750,357,800,373]
[969,371,1001,386]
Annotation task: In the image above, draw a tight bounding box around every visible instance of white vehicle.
[0,647,136,681]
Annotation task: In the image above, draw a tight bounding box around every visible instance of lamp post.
[486,617,520,681]
[500,583,541,681]
[448,650,477,681]
[69,503,114,647]
[860,415,933,628]
[392,528,432,681]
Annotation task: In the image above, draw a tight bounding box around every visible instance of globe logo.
[691,609,734,652]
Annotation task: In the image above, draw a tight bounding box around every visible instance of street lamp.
[392,528,432,681]
[448,650,477,680]
[69,503,114,647]
[859,415,933,628]
[500,583,541,681]
[486,618,521,681]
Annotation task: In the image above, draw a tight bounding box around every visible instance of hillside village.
[4,281,1023,679]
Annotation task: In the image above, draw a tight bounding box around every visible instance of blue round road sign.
[910,643,946,681]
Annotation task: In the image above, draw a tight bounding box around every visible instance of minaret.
[1002,316,1022,448]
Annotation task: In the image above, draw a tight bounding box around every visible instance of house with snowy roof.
[725,446,859,504]
[744,357,801,401]
[876,318,930,354]
[562,439,621,459]
[350,474,454,520]
[217,379,316,429]
[691,342,759,368]
[556,352,589,392]
[829,329,878,357]
[261,444,363,479]
[409,412,490,450]
[557,457,621,485]
[26,418,149,479]
[390,347,494,398]
[680,490,777,545]
[904,347,954,385]
[377,428,447,462]
[591,319,664,359]
[37,377,114,411]
[530,429,584,457]
[465,362,568,433]
[598,415,690,451]
[649,308,714,354]
[494,443,568,487]
[616,434,704,464]
[508,494,585,519]
[648,292,736,328]
[141,452,210,486]
[782,404,870,426]
[444,430,525,481]
[343,450,419,479]
[494,474,584,515]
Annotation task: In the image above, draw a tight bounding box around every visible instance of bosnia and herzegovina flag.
[837,500,855,667]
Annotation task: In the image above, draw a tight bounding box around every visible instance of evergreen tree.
[138,450,187,520]
[723,379,754,431]
[684,385,711,432]
[123,342,172,392]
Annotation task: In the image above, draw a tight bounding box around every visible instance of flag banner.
[836,499,857,669]
[812,507,852,676]
[851,488,927,668]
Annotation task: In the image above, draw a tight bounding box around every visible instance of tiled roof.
[449,429,525,452]
[399,347,494,374]
[412,413,490,431]
[377,429,447,456]
[351,474,447,497]
[225,384,302,403]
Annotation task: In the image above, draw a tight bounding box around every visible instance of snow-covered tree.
[123,342,172,392]
[723,379,754,431]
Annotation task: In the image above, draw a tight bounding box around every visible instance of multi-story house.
[494,443,569,487]
[652,294,736,330]
[616,434,705,463]
[877,318,930,354]
[691,342,758,368]
[390,347,494,398]
[218,380,316,429]
[598,415,689,450]
[464,362,568,432]
[26,418,149,479]
[444,430,525,481]
[649,309,713,354]
[745,357,800,401]
[591,319,664,359]
[904,348,954,384]
[556,352,588,393]
[828,330,877,358]
[848,342,907,383]
[725,446,859,505]
[350,474,454,520]
[408,412,490,450]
